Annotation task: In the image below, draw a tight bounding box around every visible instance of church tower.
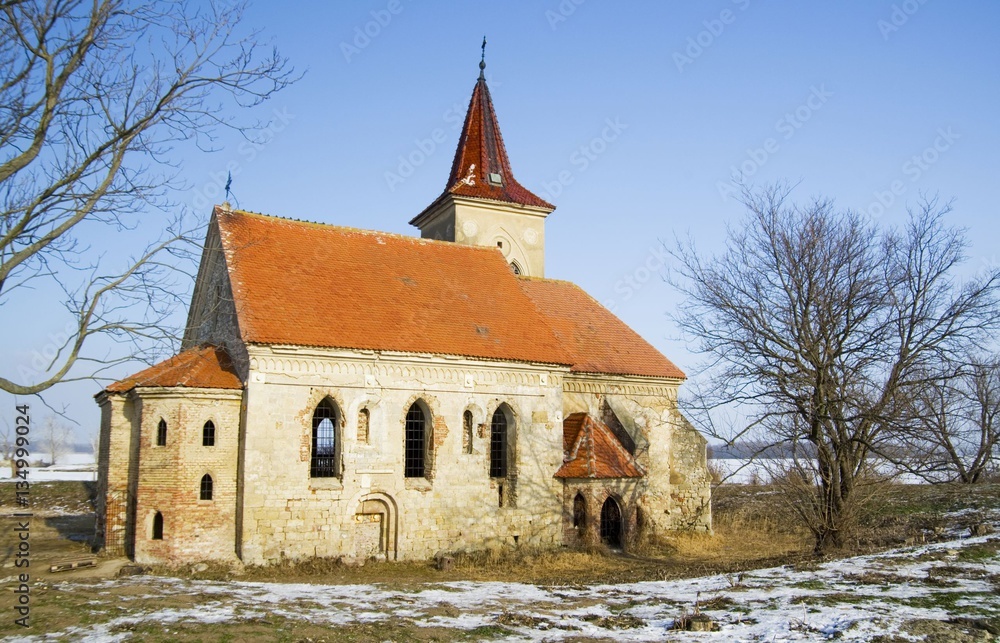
[409,47,554,277]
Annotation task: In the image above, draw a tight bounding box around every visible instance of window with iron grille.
[156,419,167,446]
[490,408,507,478]
[404,403,425,478]
[311,399,338,477]
[202,420,216,446]
[152,512,163,539]
[462,410,474,454]
[200,474,213,500]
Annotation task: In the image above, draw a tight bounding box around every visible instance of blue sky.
[4,0,999,442]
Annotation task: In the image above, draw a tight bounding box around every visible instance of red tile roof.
[412,76,553,224]
[105,345,242,393]
[555,413,644,479]
[216,208,570,365]
[517,277,686,379]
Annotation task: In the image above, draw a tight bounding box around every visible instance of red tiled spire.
[440,74,554,210]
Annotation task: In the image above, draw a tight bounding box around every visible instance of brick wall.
[129,389,243,564]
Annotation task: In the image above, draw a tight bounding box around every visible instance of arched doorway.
[353,493,398,561]
[600,497,623,548]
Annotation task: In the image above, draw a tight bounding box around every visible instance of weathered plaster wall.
[237,347,569,564]
[415,197,549,277]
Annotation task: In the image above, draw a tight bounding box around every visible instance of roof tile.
[413,77,553,224]
[105,345,242,393]
[555,412,644,479]
[518,277,686,379]
[216,209,570,365]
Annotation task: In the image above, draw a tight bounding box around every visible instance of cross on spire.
[479,36,487,79]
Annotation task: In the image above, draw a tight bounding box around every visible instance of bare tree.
[893,356,1000,483]
[0,0,295,395]
[671,185,1000,553]
[40,415,71,465]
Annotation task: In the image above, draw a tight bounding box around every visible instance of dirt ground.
[1,481,998,641]
[2,481,997,587]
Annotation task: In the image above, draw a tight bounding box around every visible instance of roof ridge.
[215,205,514,255]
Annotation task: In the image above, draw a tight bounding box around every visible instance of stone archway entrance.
[600,497,623,548]
[353,494,397,561]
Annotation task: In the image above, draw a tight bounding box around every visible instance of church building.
[95,58,712,565]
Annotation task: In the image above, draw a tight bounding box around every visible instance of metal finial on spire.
[479,36,487,79]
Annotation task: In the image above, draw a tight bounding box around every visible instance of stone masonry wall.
[237,347,568,564]
[181,223,249,379]
[562,374,712,537]
[667,413,712,532]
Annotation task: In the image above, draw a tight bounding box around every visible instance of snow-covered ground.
[5,532,998,642]
[0,452,96,481]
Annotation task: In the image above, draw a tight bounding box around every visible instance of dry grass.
[8,481,999,587]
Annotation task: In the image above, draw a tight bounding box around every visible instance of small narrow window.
[152,512,163,540]
[200,474,213,500]
[462,410,474,454]
[404,403,426,478]
[573,493,587,531]
[202,420,216,447]
[509,262,521,275]
[311,399,339,477]
[490,408,508,478]
[357,408,370,444]
[156,419,167,446]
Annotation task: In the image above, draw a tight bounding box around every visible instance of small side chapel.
[95,57,712,565]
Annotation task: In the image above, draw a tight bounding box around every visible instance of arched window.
[357,408,370,444]
[404,403,426,478]
[152,512,163,540]
[600,497,623,548]
[509,261,522,275]
[202,420,216,446]
[462,410,474,454]
[490,408,508,478]
[311,399,339,477]
[573,493,588,532]
[200,474,213,500]
[156,419,167,446]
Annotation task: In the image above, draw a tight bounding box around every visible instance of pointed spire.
[430,51,554,212]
